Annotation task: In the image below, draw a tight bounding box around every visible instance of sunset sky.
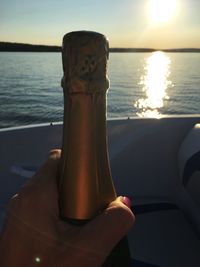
[1,0,200,49]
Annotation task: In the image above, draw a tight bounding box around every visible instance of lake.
[0,52,200,128]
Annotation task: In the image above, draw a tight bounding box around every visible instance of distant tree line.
[0,42,61,52]
[0,42,200,53]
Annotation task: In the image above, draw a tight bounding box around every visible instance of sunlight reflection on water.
[134,51,173,118]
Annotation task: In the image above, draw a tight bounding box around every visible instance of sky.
[0,0,200,49]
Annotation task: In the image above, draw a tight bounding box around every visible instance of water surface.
[0,52,200,128]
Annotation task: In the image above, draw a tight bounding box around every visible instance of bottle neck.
[59,91,116,220]
[59,30,115,221]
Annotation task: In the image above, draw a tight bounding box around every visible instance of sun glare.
[148,0,177,24]
[134,52,173,118]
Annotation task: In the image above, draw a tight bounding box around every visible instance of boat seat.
[129,204,180,266]
[128,208,200,267]
[132,202,179,215]
[178,123,200,208]
[182,151,200,186]
[0,206,6,231]
[131,259,160,266]
[10,164,37,178]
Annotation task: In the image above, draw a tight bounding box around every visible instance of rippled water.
[0,52,200,128]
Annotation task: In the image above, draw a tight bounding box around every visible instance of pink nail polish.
[123,196,132,208]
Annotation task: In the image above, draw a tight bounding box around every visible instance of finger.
[17,149,61,198]
[8,149,62,220]
[27,149,61,183]
[87,196,135,244]
[39,149,61,176]
[48,149,62,160]
[108,196,132,209]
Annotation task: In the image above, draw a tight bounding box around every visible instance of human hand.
[0,149,135,267]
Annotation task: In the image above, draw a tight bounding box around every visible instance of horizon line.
[0,41,200,52]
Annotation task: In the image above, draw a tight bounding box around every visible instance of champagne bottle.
[59,31,131,266]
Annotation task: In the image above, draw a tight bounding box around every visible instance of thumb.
[73,197,135,265]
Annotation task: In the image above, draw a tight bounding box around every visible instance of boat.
[1,115,200,266]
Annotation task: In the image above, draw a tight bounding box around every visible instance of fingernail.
[48,149,61,159]
[122,196,132,208]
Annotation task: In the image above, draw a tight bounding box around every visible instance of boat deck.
[1,116,200,266]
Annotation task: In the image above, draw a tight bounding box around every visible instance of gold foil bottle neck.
[61,31,109,94]
[59,31,116,221]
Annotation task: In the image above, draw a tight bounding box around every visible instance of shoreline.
[0,42,200,53]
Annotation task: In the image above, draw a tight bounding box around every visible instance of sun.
[148,0,177,24]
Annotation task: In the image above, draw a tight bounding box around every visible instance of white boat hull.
[1,115,200,266]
